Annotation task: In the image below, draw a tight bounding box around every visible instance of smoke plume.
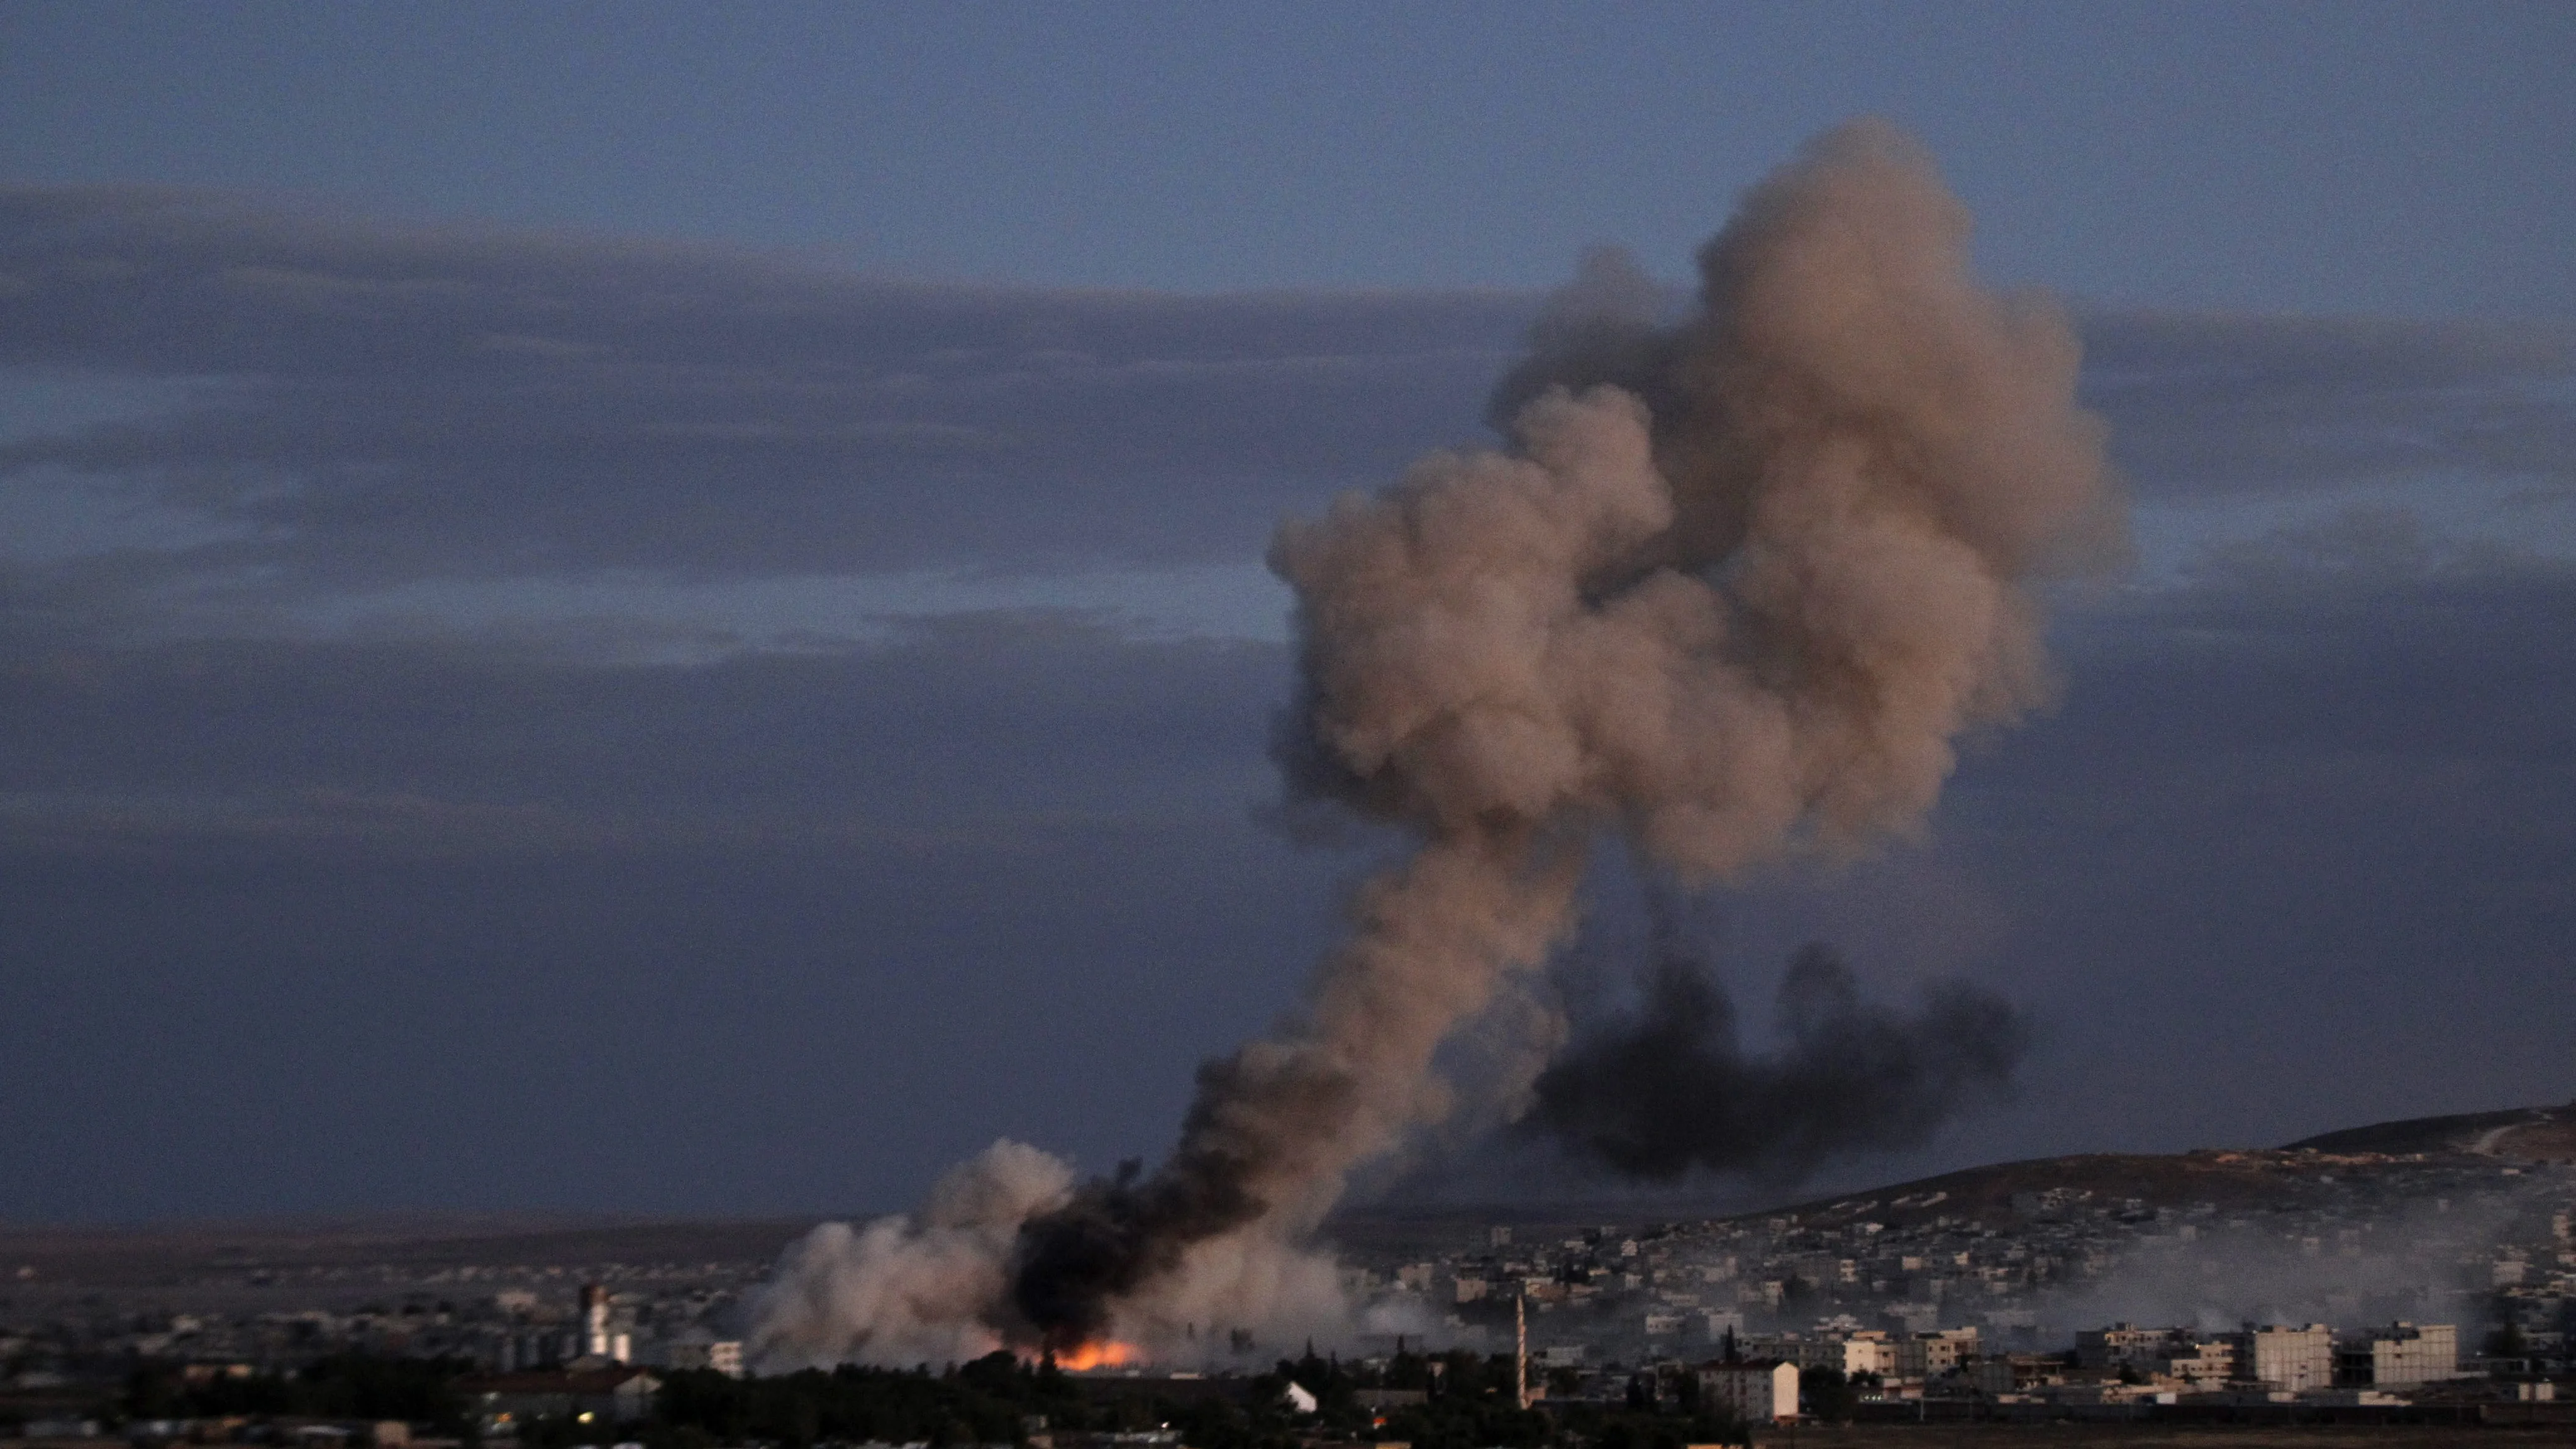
[753,1140,1074,1368]
[1529,923,2031,1182]
[753,118,2121,1365]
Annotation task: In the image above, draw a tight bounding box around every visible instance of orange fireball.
[1051,1340,1143,1372]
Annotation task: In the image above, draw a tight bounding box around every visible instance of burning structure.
[751,119,2123,1370]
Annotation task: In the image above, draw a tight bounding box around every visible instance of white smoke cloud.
[751,1140,1074,1369]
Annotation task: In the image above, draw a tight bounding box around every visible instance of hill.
[1717,1098,2576,1233]
[1336,1099,2576,1249]
[2282,1099,2576,1158]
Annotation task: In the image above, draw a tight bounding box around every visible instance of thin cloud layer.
[0,611,1285,855]
[2083,311,2576,497]
[4,188,2571,655]
[0,186,1530,592]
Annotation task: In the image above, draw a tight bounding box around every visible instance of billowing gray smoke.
[1529,918,2031,1182]
[755,118,2123,1367]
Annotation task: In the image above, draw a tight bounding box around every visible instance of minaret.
[1515,1292,1530,1409]
[580,1282,626,1362]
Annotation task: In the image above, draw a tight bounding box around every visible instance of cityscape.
[8,1109,2575,1440]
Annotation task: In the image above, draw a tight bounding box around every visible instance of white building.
[2230,1324,2334,1392]
[577,1284,630,1365]
[2338,1322,2458,1387]
[1699,1361,1799,1424]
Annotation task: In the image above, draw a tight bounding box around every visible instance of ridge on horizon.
[1327,1097,2576,1235]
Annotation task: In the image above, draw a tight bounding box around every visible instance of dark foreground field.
[1759,1428,2565,1447]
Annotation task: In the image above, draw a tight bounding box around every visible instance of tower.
[580,1283,626,1362]
[1516,1292,1530,1409]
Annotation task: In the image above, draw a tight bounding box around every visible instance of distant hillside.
[1729,1099,2576,1233]
[0,1214,826,1287]
[1333,1101,2576,1251]
[2283,1100,2576,1158]
[1741,1150,2353,1233]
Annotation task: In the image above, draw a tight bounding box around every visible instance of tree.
[1798,1366,1854,1423]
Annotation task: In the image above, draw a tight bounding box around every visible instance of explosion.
[1049,1341,1145,1373]
[751,118,2123,1368]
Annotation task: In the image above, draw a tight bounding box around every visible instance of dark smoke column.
[1530,936,2033,1182]
[1001,118,2123,1348]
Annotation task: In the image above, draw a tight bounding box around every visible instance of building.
[2075,1325,2235,1388]
[1699,1361,1799,1424]
[2157,1338,2236,1389]
[2075,1324,2167,1368]
[652,1335,744,1377]
[2229,1324,2334,1392]
[2338,1322,2459,1387]
[1838,1330,1893,1377]
[459,1368,662,1431]
[577,1284,630,1365]
[1968,1354,2067,1395]
[1739,1331,1887,1377]
[1887,1328,1978,1380]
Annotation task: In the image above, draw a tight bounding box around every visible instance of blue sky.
[1,2,2572,1223]
[8,2,2572,311]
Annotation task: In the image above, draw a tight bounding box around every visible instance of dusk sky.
[3,1,2572,1225]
